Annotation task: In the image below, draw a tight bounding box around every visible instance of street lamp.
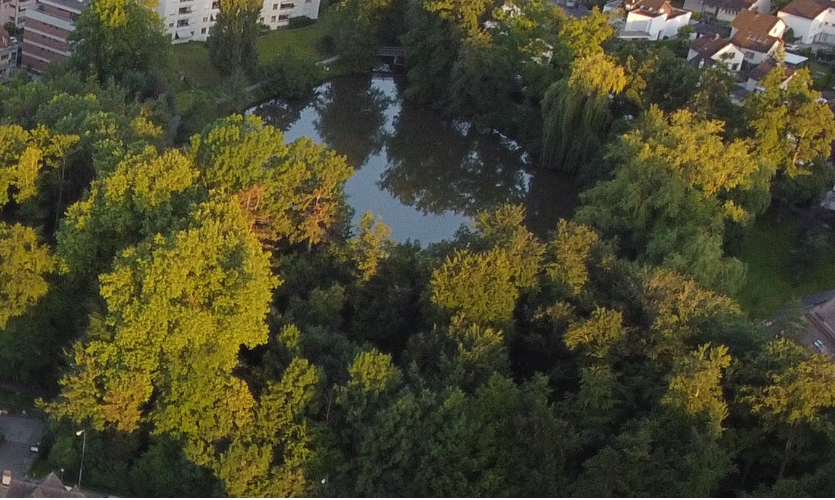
[75,430,86,491]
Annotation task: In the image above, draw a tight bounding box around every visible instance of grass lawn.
[171,15,336,90]
[735,209,835,319]
[256,17,335,65]
[171,41,223,89]
[27,458,54,480]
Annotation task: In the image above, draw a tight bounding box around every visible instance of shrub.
[259,51,324,99]
[288,15,316,29]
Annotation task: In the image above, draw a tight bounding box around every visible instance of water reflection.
[382,99,528,216]
[314,75,393,169]
[249,74,580,244]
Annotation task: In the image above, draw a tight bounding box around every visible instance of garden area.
[736,208,835,319]
[171,13,336,91]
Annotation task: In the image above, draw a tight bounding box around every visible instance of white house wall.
[714,44,744,70]
[160,0,320,43]
[663,13,691,38]
[778,10,835,44]
[259,0,319,29]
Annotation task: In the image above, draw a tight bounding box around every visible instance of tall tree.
[541,53,626,174]
[746,67,835,178]
[48,197,277,463]
[207,0,262,78]
[576,107,757,294]
[68,0,171,98]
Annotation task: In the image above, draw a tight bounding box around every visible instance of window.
[730,62,739,71]
[169,22,174,27]
[211,1,219,8]
[178,7,191,14]
[280,2,294,8]
[203,16,208,21]
[278,13,289,19]
[272,3,277,8]
[176,18,189,26]
[201,27,207,33]
[270,15,276,21]
[744,50,755,59]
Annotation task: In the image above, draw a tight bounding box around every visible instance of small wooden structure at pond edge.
[377,46,407,67]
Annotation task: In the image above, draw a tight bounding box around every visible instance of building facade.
[778,0,835,45]
[620,0,691,40]
[0,25,19,82]
[157,0,320,43]
[0,0,35,29]
[682,0,771,23]
[21,0,86,73]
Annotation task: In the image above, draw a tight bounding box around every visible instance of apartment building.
[158,0,319,43]
[21,0,86,73]
[0,25,20,82]
[0,0,35,29]
[258,0,319,31]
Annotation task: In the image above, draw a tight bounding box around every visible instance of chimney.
[3,470,11,486]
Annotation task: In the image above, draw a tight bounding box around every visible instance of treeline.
[1,0,835,497]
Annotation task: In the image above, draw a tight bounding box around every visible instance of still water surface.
[248,74,580,244]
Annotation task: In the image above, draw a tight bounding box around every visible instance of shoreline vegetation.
[177,15,835,322]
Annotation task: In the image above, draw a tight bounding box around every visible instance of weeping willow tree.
[541,53,626,174]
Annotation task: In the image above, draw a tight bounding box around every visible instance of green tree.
[424,0,493,36]
[746,67,835,178]
[189,115,353,248]
[48,197,277,468]
[207,0,262,78]
[68,0,171,98]
[741,339,835,481]
[334,0,396,70]
[541,53,626,174]
[577,107,757,294]
[0,224,55,329]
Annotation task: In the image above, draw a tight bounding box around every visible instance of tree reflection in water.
[381,98,528,217]
[313,75,393,169]
[249,75,580,243]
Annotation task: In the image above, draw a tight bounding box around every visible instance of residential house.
[20,0,86,74]
[690,21,732,39]
[620,0,692,40]
[687,35,745,70]
[683,0,771,23]
[157,0,320,43]
[730,9,786,64]
[743,59,795,90]
[0,25,19,82]
[0,0,34,29]
[778,0,835,45]
[0,471,86,498]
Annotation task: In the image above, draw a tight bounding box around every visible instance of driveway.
[0,415,43,480]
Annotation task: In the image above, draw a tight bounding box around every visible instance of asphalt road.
[0,415,43,480]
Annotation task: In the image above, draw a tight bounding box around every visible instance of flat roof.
[784,52,809,65]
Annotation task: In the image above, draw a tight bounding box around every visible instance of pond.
[248,74,581,245]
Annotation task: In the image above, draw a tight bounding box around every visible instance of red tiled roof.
[731,10,783,53]
[748,60,795,81]
[780,0,832,19]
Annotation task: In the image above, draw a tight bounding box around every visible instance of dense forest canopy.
[0,0,835,497]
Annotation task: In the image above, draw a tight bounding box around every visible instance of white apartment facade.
[0,0,34,28]
[778,0,835,45]
[158,0,319,43]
